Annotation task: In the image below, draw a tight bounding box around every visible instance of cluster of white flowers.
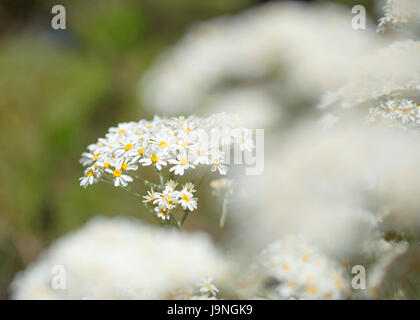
[319,40,420,131]
[143,180,197,221]
[367,97,420,129]
[10,217,229,299]
[228,120,420,297]
[79,113,253,224]
[140,1,382,118]
[377,0,420,33]
[239,236,349,300]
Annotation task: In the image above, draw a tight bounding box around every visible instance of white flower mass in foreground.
[10,217,229,299]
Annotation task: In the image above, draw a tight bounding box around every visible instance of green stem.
[179,210,190,228]
[196,168,210,191]
[219,196,229,228]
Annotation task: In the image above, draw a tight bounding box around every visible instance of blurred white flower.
[10,217,229,299]
[198,277,219,297]
[377,0,420,33]
[237,235,349,300]
[228,120,420,263]
[140,1,383,116]
[319,40,420,131]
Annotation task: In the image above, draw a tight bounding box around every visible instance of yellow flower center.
[197,150,206,156]
[335,276,344,289]
[121,163,128,170]
[159,141,168,149]
[124,144,133,151]
[104,162,110,169]
[392,107,399,112]
[179,158,188,165]
[305,285,317,295]
[160,209,169,216]
[182,194,190,202]
[301,253,310,261]
[402,108,410,114]
[119,129,125,134]
[146,125,152,130]
[151,154,159,163]
[184,128,192,133]
[138,148,144,155]
[87,170,94,177]
[180,141,189,147]
[113,169,122,177]
[204,283,212,291]
[93,153,100,160]
[282,264,290,271]
[323,292,332,299]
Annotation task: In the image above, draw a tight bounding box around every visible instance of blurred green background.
[0,0,373,299]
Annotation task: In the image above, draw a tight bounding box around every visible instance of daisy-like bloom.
[79,144,101,166]
[142,189,157,204]
[210,154,228,175]
[198,277,219,297]
[169,152,195,175]
[140,149,168,171]
[105,160,134,187]
[182,182,196,194]
[79,165,101,189]
[153,185,178,210]
[179,190,198,212]
[114,136,138,158]
[154,206,171,220]
[234,129,254,152]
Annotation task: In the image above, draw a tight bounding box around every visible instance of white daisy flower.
[142,189,157,204]
[169,152,195,175]
[139,150,167,171]
[153,186,178,210]
[182,182,196,194]
[211,155,228,175]
[179,190,197,212]
[79,166,101,188]
[154,206,171,220]
[198,278,219,296]
[105,160,134,187]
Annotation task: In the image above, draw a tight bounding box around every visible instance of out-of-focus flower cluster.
[319,40,420,131]
[377,0,420,33]
[140,1,383,126]
[10,217,228,299]
[237,235,349,300]
[229,119,420,299]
